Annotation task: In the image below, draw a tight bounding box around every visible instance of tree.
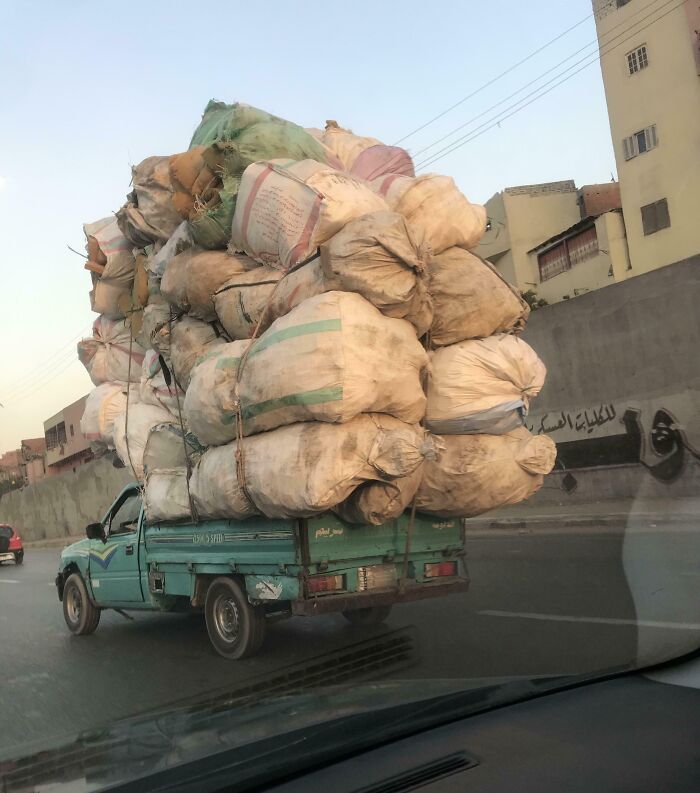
[522,289,548,310]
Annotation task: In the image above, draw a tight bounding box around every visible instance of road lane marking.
[478,609,700,631]
[0,579,19,584]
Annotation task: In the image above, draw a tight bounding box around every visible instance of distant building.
[477,180,631,304]
[44,395,93,476]
[593,0,700,273]
[20,438,47,485]
[0,449,23,489]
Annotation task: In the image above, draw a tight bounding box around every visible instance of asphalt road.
[2,526,700,760]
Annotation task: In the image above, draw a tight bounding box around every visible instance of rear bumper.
[291,577,469,616]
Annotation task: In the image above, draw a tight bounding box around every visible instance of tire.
[62,573,101,636]
[204,577,266,660]
[342,605,393,626]
[14,551,23,565]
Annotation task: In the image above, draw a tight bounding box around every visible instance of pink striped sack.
[230,159,387,271]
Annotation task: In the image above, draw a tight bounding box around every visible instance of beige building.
[477,180,631,304]
[593,0,700,273]
[44,395,93,476]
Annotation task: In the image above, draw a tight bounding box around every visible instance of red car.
[0,524,24,565]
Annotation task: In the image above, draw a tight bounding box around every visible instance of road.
[2,526,700,760]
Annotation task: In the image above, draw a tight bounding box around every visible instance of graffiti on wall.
[527,399,700,485]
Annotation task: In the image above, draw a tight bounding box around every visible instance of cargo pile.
[78,100,556,525]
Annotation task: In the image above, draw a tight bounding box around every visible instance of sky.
[0,0,617,453]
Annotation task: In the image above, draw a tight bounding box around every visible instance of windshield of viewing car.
[1,0,699,789]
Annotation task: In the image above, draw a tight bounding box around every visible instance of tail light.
[307,574,345,594]
[424,561,458,578]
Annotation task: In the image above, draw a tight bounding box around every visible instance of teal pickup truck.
[56,484,468,659]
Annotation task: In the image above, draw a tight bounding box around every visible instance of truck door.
[89,489,144,604]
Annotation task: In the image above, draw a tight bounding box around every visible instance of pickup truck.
[56,483,468,659]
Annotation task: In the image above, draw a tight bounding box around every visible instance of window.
[641,198,671,235]
[45,422,67,451]
[622,124,657,160]
[70,424,74,437]
[109,492,143,535]
[538,226,599,282]
[627,44,648,74]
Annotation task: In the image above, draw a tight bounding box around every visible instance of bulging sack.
[185,291,428,444]
[80,383,128,454]
[143,423,205,522]
[416,428,557,517]
[425,335,546,435]
[161,248,255,321]
[231,159,387,270]
[91,278,131,319]
[190,414,427,523]
[371,173,487,254]
[112,401,174,480]
[320,123,414,179]
[139,349,184,415]
[214,211,432,337]
[78,317,145,385]
[83,217,135,286]
[117,156,183,247]
[165,316,227,391]
[428,248,530,345]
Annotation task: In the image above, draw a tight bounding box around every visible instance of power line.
[416,0,683,171]
[3,357,84,405]
[1,323,92,393]
[391,11,592,146]
[0,323,93,403]
[410,0,669,162]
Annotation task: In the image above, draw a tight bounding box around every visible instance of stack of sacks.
[76,97,555,527]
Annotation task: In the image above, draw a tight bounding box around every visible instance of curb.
[23,536,84,550]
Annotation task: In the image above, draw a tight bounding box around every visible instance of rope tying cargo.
[123,323,139,483]
[167,308,200,523]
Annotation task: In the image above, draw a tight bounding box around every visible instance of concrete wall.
[520,255,700,505]
[0,458,132,542]
[595,0,700,273]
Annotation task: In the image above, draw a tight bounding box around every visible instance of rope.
[231,270,292,512]
[399,319,432,591]
[123,324,139,483]
[167,308,199,523]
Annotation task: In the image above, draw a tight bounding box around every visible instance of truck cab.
[56,484,468,659]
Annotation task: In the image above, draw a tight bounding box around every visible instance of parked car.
[0,524,24,565]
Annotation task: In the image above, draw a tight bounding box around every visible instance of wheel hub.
[214,594,240,643]
[66,586,82,624]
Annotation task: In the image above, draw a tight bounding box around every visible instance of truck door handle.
[125,544,134,556]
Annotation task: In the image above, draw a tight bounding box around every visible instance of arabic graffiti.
[526,403,618,436]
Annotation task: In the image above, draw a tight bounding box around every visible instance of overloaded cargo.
[77,102,556,526]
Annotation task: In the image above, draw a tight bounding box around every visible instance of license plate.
[0,553,15,562]
[357,564,397,591]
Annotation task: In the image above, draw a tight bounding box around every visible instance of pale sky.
[0,0,618,453]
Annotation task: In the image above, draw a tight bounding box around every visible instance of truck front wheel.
[205,577,266,659]
[342,605,393,626]
[63,573,101,635]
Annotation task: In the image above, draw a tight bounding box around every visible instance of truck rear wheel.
[205,577,266,659]
[63,573,101,635]
[342,605,393,626]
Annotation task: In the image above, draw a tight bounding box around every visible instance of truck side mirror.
[86,522,106,542]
